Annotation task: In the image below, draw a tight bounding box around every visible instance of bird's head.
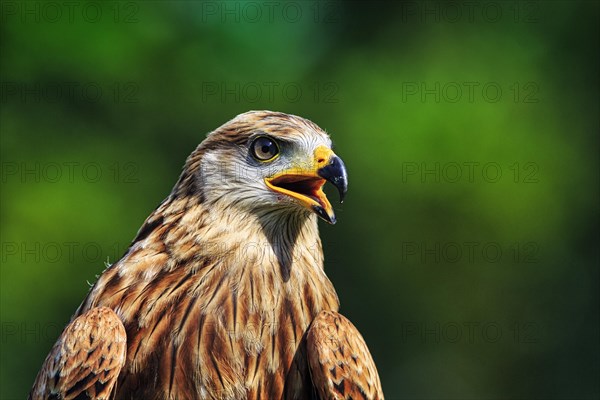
[176,111,348,224]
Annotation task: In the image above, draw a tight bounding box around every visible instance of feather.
[307,311,384,400]
[29,307,126,400]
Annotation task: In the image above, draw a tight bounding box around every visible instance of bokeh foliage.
[1,1,598,398]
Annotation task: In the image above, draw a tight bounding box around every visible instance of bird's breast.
[89,243,339,400]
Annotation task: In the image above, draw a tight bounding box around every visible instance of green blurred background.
[1,1,598,398]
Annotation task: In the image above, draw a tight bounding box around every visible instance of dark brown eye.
[251,136,279,161]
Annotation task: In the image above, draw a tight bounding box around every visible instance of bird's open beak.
[265,146,348,224]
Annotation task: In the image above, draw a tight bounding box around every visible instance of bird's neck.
[123,194,337,293]
[197,196,327,283]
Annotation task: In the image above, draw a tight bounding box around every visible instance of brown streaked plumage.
[29,110,384,400]
[29,307,126,400]
[307,311,383,399]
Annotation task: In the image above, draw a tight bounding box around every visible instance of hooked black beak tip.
[313,205,337,224]
[317,155,348,203]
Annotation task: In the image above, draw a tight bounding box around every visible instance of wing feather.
[29,307,127,400]
[307,311,384,400]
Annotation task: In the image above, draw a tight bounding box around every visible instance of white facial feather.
[198,133,331,215]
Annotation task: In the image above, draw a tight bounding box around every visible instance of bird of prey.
[29,111,384,400]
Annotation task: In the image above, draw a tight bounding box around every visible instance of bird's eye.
[251,136,279,162]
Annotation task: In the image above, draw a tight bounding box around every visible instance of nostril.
[317,158,325,164]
